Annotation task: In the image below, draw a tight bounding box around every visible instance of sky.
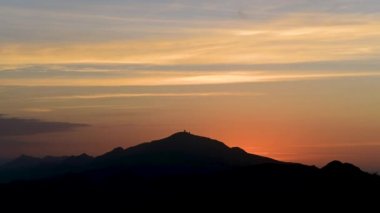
[0,0,380,172]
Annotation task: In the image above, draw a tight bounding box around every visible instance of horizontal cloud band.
[0,115,89,136]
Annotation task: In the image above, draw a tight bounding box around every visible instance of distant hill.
[0,158,9,167]
[0,131,379,210]
[0,154,93,182]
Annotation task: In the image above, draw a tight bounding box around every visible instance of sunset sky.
[1,0,380,171]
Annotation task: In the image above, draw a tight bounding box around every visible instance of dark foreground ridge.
[0,131,379,210]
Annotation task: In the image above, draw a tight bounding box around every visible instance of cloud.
[38,92,261,100]
[2,59,380,74]
[169,72,380,85]
[0,115,89,136]
[20,108,53,113]
[1,12,380,65]
[0,71,379,87]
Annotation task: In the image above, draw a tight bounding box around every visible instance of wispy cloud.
[170,72,380,85]
[21,108,53,113]
[1,13,380,65]
[0,71,379,87]
[38,92,261,100]
[0,115,88,136]
[291,142,380,148]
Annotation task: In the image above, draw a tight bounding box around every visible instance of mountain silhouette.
[2,155,43,169]
[0,154,93,183]
[322,160,363,174]
[0,158,9,166]
[0,131,379,211]
[93,131,278,173]
[0,131,277,182]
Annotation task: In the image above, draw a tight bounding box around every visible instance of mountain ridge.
[0,131,379,210]
[0,131,375,183]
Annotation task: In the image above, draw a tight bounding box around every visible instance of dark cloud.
[0,115,89,136]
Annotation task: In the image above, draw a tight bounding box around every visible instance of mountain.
[93,131,278,173]
[0,158,10,167]
[1,155,43,169]
[0,131,277,182]
[322,160,364,175]
[0,131,376,183]
[0,131,379,210]
[0,154,93,183]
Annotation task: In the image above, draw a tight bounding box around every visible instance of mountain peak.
[78,153,92,158]
[154,131,227,149]
[322,160,363,175]
[168,130,195,139]
[111,147,125,153]
[163,131,218,143]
